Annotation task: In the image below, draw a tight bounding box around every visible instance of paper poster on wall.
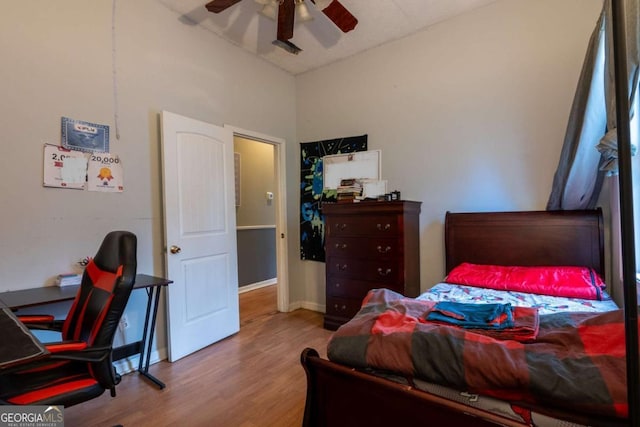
[87,152,123,192]
[43,144,87,189]
[61,116,110,153]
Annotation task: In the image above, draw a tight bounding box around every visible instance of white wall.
[294,0,604,309]
[0,1,295,361]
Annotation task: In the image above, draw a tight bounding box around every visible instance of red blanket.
[328,289,631,419]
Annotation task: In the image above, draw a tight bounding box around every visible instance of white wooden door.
[161,111,239,362]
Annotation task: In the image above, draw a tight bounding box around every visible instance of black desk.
[0,301,49,370]
[0,274,172,389]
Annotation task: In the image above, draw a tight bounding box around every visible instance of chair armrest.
[49,344,113,363]
[17,315,64,332]
[18,314,55,323]
[45,341,87,353]
[3,343,113,376]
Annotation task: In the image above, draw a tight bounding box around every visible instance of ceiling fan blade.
[277,0,295,41]
[205,0,242,14]
[313,0,358,33]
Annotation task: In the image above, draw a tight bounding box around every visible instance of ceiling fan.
[205,0,358,54]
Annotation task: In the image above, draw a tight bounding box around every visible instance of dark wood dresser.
[322,200,422,330]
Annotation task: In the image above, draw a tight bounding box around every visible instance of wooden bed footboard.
[300,348,526,427]
[300,348,626,427]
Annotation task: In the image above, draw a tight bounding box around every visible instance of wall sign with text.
[43,144,87,189]
[87,152,123,193]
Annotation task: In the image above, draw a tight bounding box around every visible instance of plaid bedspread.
[327,288,631,419]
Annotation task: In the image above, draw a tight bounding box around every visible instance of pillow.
[444,263,606,300]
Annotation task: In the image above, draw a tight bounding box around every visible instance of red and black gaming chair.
[0,230,137,407]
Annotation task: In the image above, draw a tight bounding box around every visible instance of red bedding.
[445,263,606,300]
[328,288,631,419]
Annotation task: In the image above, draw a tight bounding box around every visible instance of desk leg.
[138,286,166,389]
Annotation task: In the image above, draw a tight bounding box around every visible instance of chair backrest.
[62,231,137,387]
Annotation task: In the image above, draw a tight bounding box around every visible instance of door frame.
[225,125,289,313]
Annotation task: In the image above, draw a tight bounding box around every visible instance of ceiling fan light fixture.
[273,39,302,55]
[295,0,313,22]
[258,1,278,20]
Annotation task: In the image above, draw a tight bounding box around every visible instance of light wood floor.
[239,284,279,326]
[64,285,332,427]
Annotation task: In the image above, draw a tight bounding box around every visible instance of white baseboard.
[238,278,277,294]
[113,346,167,376]
[288,300,325,313]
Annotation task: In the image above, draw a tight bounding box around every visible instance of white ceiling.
[159,0,498,75]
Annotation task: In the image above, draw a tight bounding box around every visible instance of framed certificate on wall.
[61,117,110,153]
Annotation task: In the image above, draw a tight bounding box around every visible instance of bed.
[300,209,630,427]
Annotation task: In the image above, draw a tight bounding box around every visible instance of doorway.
[227,126,289,320]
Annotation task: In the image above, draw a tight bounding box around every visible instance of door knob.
[169,245,182,254]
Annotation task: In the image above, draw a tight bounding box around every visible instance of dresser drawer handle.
[376,223,391,231]
[336,264,348,271]
[334,303,347,311]
[334,283,341,288]
[335,243,348,249]
[378,267,392,276]
[336,223,348,231]
[377,245,391,253]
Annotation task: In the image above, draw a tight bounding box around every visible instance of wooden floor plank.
[240,285,278,326]
[64,288,331,427]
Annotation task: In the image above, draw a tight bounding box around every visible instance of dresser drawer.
[327,256,402,284]
[326,277,378,299]
[325,296,363,319]
[326,236,402,260]
[327,215,401,237]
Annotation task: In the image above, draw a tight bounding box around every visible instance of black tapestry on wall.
[299,135,368,262]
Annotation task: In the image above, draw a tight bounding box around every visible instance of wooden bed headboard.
[444,209,604,276]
